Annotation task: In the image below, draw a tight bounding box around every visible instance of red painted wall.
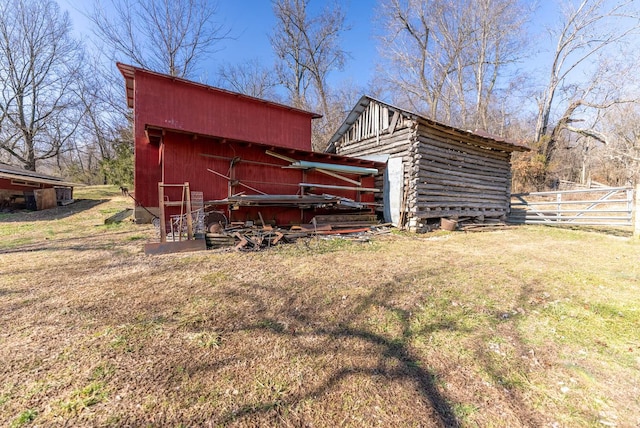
[124,65,381,225]
[131,68,317,209]
[161,132,378,225]
[134,71,314,150]
[0,178,47,192]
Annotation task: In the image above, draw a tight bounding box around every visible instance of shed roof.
[117,63,322,119]
[0,163,79,187]
[326,95,530,153]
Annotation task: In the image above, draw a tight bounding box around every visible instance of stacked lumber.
[310,213,379,229]
[203,214,383,251]
[204,233,235,248]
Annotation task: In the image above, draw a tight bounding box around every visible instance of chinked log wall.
[412,119,513,225]
[335,111,513,231]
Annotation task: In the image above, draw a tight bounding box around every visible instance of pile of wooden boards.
[204,212,386,251]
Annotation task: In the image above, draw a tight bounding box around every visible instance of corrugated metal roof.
[0,163,81,187]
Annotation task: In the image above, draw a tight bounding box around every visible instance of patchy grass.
[10,409,37,428]
[0,187,639,426]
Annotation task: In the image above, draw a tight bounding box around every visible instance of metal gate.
[509,187,634,226]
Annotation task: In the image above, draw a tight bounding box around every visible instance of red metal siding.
[161,132,377,225]
[124,65,382,224]
[133,127,162,208]
[134,72,314,151]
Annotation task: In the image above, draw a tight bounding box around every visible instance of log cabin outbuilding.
[117,64,382,229]
[326,96,530,231]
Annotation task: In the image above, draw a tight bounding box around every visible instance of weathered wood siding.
[333,102,417,215]
[411,119,512,224]
[332,99,518,231]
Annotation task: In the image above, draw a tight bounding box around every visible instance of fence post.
[634,184,640,239]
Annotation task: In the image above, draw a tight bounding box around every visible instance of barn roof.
[117,63,322,119]
[0,163,79,187]
[326,95,530,153]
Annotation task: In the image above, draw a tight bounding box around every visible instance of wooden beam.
[158,182,166,242]
[265,150,296,163]
[206,168,267,195]
[300,183,380,192]
[284,165,361,186]
[389,111,400,136]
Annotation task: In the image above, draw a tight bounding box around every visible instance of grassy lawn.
[1,186,639,427]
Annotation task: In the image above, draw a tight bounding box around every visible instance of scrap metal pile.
[204,212,389,251]
[221,193,368,210]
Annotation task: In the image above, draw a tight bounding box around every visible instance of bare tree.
[377,0,529,132]
[509,1,640,190]
[552,57,640,186]
[66,55,127,183]
[467,0,529,130]
[216,59,281,101]
[0,0,85,171]
[599,104,640,184]
[271,0,349,150]
[88,0,230,78]
[271,0,310,109]
[377,0,457,119]
[534,0,640,143]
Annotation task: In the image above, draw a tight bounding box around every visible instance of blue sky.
[58,0,574,106]
[215,0,379,88]
[56,0,430,90]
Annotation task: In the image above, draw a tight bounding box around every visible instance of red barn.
[117,64,382,227]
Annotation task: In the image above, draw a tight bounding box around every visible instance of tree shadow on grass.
[472,283,552,426]
[0,229,146,255]
[204,275,462,427]
[7,245,555,426]
[0,199,109,222]
[184,263,554,427]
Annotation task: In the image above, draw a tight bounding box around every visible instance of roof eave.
[327,95,531,153]
[115,62,322,119]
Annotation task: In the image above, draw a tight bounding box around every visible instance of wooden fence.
[509,186,635,227]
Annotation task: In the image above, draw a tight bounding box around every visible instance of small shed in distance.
[327,96,529,231]
[0,163,76,210]
[117,64,383,227]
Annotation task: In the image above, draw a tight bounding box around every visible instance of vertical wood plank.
[158,182,166,242]
[382,106,389,130]
[185,182,193,240]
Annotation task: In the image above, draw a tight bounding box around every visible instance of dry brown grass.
[1,186,639,427]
